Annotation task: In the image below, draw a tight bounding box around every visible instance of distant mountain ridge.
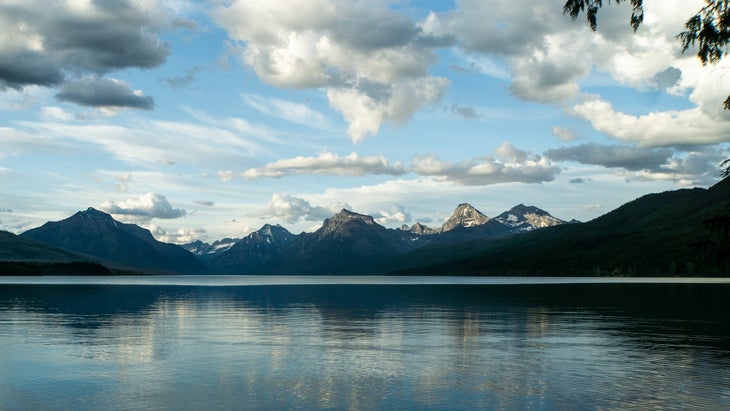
[21,208,207,274]
[266,209,411,274]
[9,185,726,277]
[494,204,565,232]
[208,224,296,274]
[391,178,730,277]
[181,238,239,260]
[180,203,567,274]
[3,202,570,275]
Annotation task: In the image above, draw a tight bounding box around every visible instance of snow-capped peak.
[494,204,564,232]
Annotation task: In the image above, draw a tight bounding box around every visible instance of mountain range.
[21,207,206,274]
[2,177,729,276]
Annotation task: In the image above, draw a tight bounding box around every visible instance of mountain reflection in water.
[1,282,729,410]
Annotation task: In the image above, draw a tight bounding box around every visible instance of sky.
[1,0,729,244]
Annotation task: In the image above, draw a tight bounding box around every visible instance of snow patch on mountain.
[494,204,564,232]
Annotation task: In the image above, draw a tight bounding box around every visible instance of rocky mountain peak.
[75,207,117,225]
[21,207,206,274]
[318,209,378,238]
[257,223,280,236]
[441,203,490,232]
[494,204,564,232]
[328,209,375,226]
[409,222,437,235]
[248,224,294,242]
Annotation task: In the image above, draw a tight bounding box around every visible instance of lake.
[1,276,729,410]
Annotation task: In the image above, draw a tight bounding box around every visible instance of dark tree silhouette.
[563,0,644,32]
[563,0,730,178]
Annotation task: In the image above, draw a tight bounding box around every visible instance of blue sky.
[1,0,728,243]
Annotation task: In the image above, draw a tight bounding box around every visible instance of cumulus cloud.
[258,194,348,224]
[620,149,729,186]
[212,0,450,142]
[56,77,154,110]
[327,77,449,142]
[428,0,721,111]
[652,67,682,90]
[546,143,675,171]
[507,35,589,103]
[205,0,730,146]
[412,142,560,185]
[0,51,64,90]
[242,152,406,179]
[571,97,730,147]
[437,0,730,150]
[0,0,176,106]
[373,204,412,225]
[145,225,207,244]
[100,192,187,219]
[429,1,587,103]
[546,142,727,185]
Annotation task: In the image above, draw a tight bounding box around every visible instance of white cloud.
[508,34,588,103]
[243,93,334,130]
[115,172,132,192]
[100,192,187,219]
[212,0,450,142]
[236,143,561,187]
[546,143,675,171]
[41,106,73,121]
[217,170,234,182]
[327,77,449,142]
[211,0,728,145]
[145,224,207,244]
[257,194,347,224]
[433,0,703,103]
[571,97,730,147]
[412,142,560,185]
[552,126,580,142]
[619,149,728,186]
[0,0,177,107]
[0,126,67,157]
[373,204,411,225]
[242,151,406,179]
[12,111,265,167]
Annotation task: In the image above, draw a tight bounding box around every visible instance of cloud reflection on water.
[1,282,729,409]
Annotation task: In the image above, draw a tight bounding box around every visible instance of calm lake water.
[1,277,729,410]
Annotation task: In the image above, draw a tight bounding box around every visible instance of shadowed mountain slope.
[21,208,207,274]
[1,230,86,262]
[391,178,730,276]
[209,224,297,274]
[268,209,410,274]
